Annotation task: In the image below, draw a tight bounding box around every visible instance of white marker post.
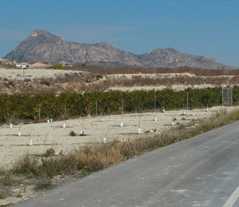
[63,122,66,129]
[18,129,21,137]
[138,128,143,134]
[80,129,85,136]
[206,105,209,112]
[29,139,33,146]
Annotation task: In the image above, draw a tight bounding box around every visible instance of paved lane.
[16,121,239,207]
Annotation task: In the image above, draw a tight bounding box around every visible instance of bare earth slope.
[5,30,230,69]
[1,68,239,94]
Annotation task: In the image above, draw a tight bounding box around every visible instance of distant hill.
[5,30,232,69]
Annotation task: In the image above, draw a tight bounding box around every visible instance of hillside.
[5,30,230,69]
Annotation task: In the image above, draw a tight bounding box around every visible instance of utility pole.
[95,100,98,116]
[21,67,25,90]
[38,105,41,121]
[64,103,67,119]
[121,98,124,114]
[154,89,157,113]
[186,91,189,111]
[221,87,224,107]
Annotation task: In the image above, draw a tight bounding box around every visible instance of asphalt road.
[16,121,239,207]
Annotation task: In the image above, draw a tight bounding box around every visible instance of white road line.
[223,186,239,207]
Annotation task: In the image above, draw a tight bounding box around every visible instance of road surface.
[16,121,239,207]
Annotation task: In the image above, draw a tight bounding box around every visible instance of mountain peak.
[31,30,50,37]
[151,48,179,54]
[29,29,63,43]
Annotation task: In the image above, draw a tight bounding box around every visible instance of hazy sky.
[1,0,239,65]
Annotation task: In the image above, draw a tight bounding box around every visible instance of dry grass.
[0,190,8,200]
[34,177,54,191]
[0,173,15,187]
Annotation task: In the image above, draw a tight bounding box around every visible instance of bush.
[44,148,56,157]
[52,64,65,70]
[69,131,77,136]
[13,156,40,176]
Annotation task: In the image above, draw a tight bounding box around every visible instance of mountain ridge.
[5,30,232,69]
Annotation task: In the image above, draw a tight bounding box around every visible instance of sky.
[0,0,239,66]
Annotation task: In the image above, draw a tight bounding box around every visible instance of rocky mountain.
[5,30,230,69]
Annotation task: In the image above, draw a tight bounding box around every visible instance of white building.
[16,63,30,69]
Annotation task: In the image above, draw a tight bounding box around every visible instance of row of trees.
[0,87,236,123]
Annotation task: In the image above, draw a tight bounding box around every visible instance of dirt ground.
[107,84,216,91]
[0,106,235,169]
[0,68,83,80]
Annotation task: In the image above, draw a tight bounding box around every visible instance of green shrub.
[52,64,65,70]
